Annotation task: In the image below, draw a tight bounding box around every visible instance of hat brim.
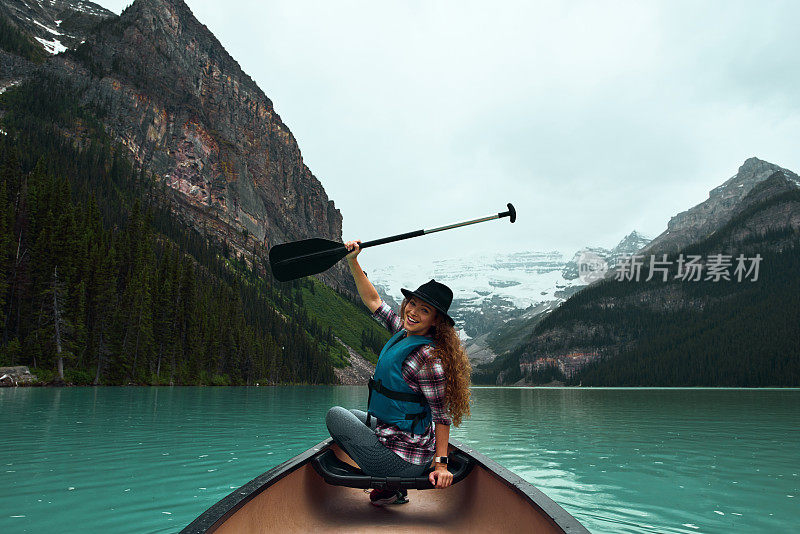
[400,288,456,327]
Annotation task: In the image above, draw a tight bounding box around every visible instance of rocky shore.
[0,366,38,386]
[333,338,375,385]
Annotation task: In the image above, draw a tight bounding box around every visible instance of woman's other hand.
[429,466,453,489]
[345,240,361,261]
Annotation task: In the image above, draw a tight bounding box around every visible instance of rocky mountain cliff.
[641,157,800,255]
[1,0,351,290]
[481,158,800,386]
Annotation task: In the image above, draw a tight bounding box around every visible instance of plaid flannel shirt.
[370,301,452,465]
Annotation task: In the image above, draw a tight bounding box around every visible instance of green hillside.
[297,277,389,366]
[573,231,800,386]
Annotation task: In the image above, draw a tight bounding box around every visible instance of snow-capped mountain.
[562,230,652,281]
[369,231,651,338]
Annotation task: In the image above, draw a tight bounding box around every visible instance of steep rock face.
[0,49,35,82]
[642,157,800,254]
[46,0,349,288]
[722,172,800,244]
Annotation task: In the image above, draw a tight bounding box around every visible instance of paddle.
[269,203,516,282]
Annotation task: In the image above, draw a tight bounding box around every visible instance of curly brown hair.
[400,299,472,427]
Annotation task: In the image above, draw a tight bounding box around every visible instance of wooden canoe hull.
[182,439,589,533]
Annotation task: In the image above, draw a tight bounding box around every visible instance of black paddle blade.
[269,238,349,282]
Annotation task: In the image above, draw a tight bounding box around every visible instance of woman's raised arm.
[345,240,382,313]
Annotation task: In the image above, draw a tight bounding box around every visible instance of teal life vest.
[367,329,434,435]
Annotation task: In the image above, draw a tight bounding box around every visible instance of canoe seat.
[311,448,474,490]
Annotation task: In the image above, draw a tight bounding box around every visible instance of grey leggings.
[325,406,429,478]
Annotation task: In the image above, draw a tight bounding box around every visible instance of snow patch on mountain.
[371,251,570,311]
[35,36,67,54]
[74,1,110,16]
[32,18,62,35]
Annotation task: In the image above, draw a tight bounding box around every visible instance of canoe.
[182,437,589,533]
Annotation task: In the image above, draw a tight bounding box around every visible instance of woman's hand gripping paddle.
[269,203,516,282]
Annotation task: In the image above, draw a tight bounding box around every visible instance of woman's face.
[403,297,437,336]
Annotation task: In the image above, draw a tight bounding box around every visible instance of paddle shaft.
[360,205,516,249]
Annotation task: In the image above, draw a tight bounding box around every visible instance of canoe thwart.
[311,448,474,490]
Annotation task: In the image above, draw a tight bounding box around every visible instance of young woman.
[325,240,472,506]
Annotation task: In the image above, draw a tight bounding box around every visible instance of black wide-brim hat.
[400,279,455,327]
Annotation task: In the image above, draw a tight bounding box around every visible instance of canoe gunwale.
[180,438,589,534]
[453,442,590,534]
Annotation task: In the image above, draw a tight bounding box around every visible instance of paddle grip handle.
[498,203,516,223]
[360,230,425,249]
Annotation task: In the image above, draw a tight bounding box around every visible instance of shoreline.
[5,365,799,389]
[5,382,800,390]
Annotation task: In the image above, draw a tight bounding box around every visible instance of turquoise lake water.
[1,387,798,533]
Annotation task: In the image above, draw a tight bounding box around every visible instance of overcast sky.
[96,0,800,269]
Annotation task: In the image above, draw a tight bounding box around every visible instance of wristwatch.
[434,456,449,465]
